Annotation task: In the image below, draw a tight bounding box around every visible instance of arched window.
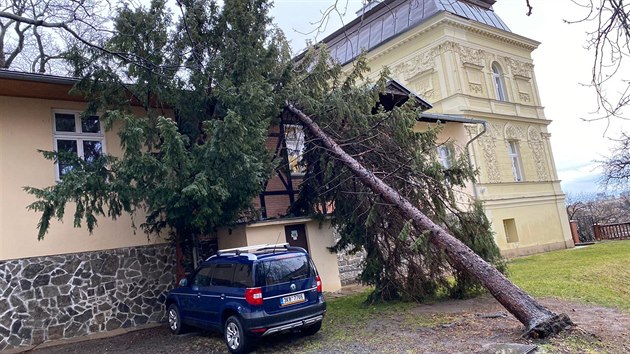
[492,62,507,101]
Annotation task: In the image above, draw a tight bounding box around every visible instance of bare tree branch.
[566,0,630,122]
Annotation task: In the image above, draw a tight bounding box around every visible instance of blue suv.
[165,243,326,353]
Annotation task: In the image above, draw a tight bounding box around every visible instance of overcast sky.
[269,0,630,196]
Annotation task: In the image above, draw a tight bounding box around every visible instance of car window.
[255,255,311,287]
[211,263,235,287]
[193,266,212,287]
[232,263,253,288]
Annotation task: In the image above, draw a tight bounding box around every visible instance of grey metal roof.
[321,0,510,65]
[436,0,509,31]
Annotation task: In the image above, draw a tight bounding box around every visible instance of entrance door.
[284,224,309,253]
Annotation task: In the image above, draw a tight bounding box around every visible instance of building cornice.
[366,12,539,64]
[457,107,551,125]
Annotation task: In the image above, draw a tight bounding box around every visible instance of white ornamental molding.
[489,122,503,139]
[527,126,549,181]
[464,123,479,138]
[504,123,525,140]
[479,135,501,183]
[458,45,486,67]
[527,125,542,141]
[505,57,534,79]
[392,50,436,80]
[469,83,483,94]
[519,92,531,102]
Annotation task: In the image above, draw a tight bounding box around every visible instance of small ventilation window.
[503,219,519,243]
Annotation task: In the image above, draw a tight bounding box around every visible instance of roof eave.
[0,69,78,85]
[418,112,487,124]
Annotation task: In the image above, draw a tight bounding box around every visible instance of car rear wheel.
[302,321,322,336]
[224,315,251,354]
[167,304,186,335]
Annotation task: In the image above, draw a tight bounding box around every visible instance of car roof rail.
[216,243,290,256]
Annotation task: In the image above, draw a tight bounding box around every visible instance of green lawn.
[508,240,630,311]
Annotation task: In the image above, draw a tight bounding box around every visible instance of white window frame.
[507,140,523,182]
[284,124,306,176]
[492,62,508,102]
[52,110,106,180]
[437,144,453,169]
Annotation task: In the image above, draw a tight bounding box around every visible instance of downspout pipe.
[417,113,487,200]
[464,121,487,200]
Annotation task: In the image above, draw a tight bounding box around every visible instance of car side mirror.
[178,278,188,287]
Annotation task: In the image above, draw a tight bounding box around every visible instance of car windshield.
[255,255,311,287]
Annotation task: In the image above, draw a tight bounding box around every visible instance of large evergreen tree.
[24,0,291,272]
[286,51,504,301]
[284,50,572,335]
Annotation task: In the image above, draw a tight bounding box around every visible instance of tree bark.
[286,103,573,338]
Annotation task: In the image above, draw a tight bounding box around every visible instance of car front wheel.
[224,315,251,354]
[167,304,186,335]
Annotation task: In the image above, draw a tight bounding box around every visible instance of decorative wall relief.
[392,50,436,81]
[457,45,488,97]
[527,125,549,181]
[515,76,533,103]
[464,123,480,139]
[505,57,534,78]
[464,63,485,95]
[477,122,503,183]
[458,45,485,67]
[504,123,525,141]
[408,68,435,99]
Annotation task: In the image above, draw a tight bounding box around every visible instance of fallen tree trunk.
[286,103,573,338]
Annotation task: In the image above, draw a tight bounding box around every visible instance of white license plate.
[280,293,306,306]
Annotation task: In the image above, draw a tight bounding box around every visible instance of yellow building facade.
[321,0,573,256]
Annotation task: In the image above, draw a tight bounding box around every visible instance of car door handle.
[197,293,201,298]
[220,294,225,300]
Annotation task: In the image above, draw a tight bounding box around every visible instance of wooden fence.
[593,222,630,240]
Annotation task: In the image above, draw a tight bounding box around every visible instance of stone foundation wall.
[336,249,365,286]
[0,244,175,350]
[334,230,365,286]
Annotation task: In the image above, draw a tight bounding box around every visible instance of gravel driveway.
[29,296,630,353]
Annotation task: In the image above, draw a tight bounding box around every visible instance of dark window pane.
[409,0,424,24]
[348,34,359,60]
[81,116,100,133]
[395,4,410,34]
[55,113,76,132]
[358,27,370,52]
[211,263,234,287]
[382,13,395,41]
[334,41,347,63]
[83,140,103,163]
[256,255,311,287]
[57,139,78,177]
[232,263,253,288]
[57,139,78,153]
[193,266,213,287]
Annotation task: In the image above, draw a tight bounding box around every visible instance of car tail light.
[316,275,322,293]
[245,287,263,306]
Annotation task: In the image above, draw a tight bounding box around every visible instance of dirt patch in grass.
[31,295,630,354]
